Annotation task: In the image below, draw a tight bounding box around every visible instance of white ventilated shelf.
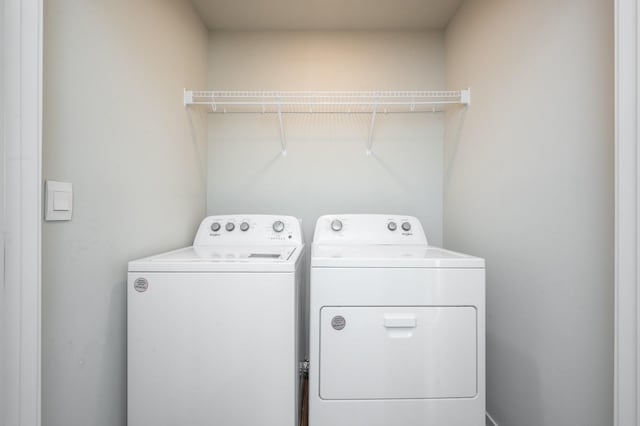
[184,89,470,155]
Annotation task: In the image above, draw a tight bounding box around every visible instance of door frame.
[615,0,640,425]
[1,0,43,425]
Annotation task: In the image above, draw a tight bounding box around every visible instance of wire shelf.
[183,89,470,155]
[184,90,470,113]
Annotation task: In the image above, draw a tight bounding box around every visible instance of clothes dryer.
[309,214,485,426]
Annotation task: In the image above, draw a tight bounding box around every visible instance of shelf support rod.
[210,97,216,113]
[366,95,380,156]
[277,99,287,156]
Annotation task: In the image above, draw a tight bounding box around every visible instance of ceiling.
[191,0,464,31]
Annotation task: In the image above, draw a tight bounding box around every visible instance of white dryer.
[309,214,485,426]
[128,215,305,426]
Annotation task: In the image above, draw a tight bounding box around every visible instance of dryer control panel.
[313,214,428,245]
[194,215,303,246]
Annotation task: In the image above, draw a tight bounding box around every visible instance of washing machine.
[128,215,305,426]
[309,214,485,426]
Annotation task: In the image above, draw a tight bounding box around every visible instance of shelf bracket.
[366,95,380,156]
[460,88,471,106]
[277,99,287,156]
[183,89,193,109]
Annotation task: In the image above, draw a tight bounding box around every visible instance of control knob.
[225,222,235,232]
[387,222,397,231]
[272,221,285,233]
[401,222,412,231]
[331,219,343,232]
[211,222,221,232]
[240,222,250,232]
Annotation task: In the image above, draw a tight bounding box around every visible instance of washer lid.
[128,244,303,272]
[311,244,484,268]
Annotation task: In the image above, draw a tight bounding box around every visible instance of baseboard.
[486,412,498,426]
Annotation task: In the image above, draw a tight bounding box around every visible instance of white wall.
[206,31,445,245]
[42,2,208,425]
[444,1,613,425]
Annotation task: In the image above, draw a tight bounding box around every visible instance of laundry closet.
[42,1,613,426]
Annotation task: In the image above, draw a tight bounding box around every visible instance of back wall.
[206,31,446,244]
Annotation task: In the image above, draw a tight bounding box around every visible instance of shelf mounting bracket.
[460,88,471,106]
[183,89,193,109]
[366,95,380,156]
[277,99,287,156]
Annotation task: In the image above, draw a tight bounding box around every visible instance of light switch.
[45,180,73,221]
[53,191,71,211]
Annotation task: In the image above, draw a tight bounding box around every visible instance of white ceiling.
[191,0,464,31]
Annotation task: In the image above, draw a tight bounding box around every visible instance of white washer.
[128,215,305,426]
[309,214,485,426]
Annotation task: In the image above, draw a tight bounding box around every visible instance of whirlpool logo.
[134,277,149,292]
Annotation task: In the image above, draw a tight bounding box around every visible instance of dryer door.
[319,306,477,400]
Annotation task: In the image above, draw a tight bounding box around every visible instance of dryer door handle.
[384,315,417,328]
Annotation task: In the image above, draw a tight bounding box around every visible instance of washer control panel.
[314,214,427,245]
[195,215,303,246]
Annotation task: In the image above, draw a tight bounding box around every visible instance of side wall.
[207,31,445,245]
[42,2,208,425]
[444,1,614,425]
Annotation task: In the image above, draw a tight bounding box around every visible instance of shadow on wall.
[370,152,414,191]
[444,107,468,191]
[187,107,208,187]
[215,112,441,192]
[236,146,418,194]
[487,330,544,426]
[97,279,128,426]
[242,151,284,192]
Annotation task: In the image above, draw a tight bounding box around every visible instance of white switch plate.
[45,180,73,221]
